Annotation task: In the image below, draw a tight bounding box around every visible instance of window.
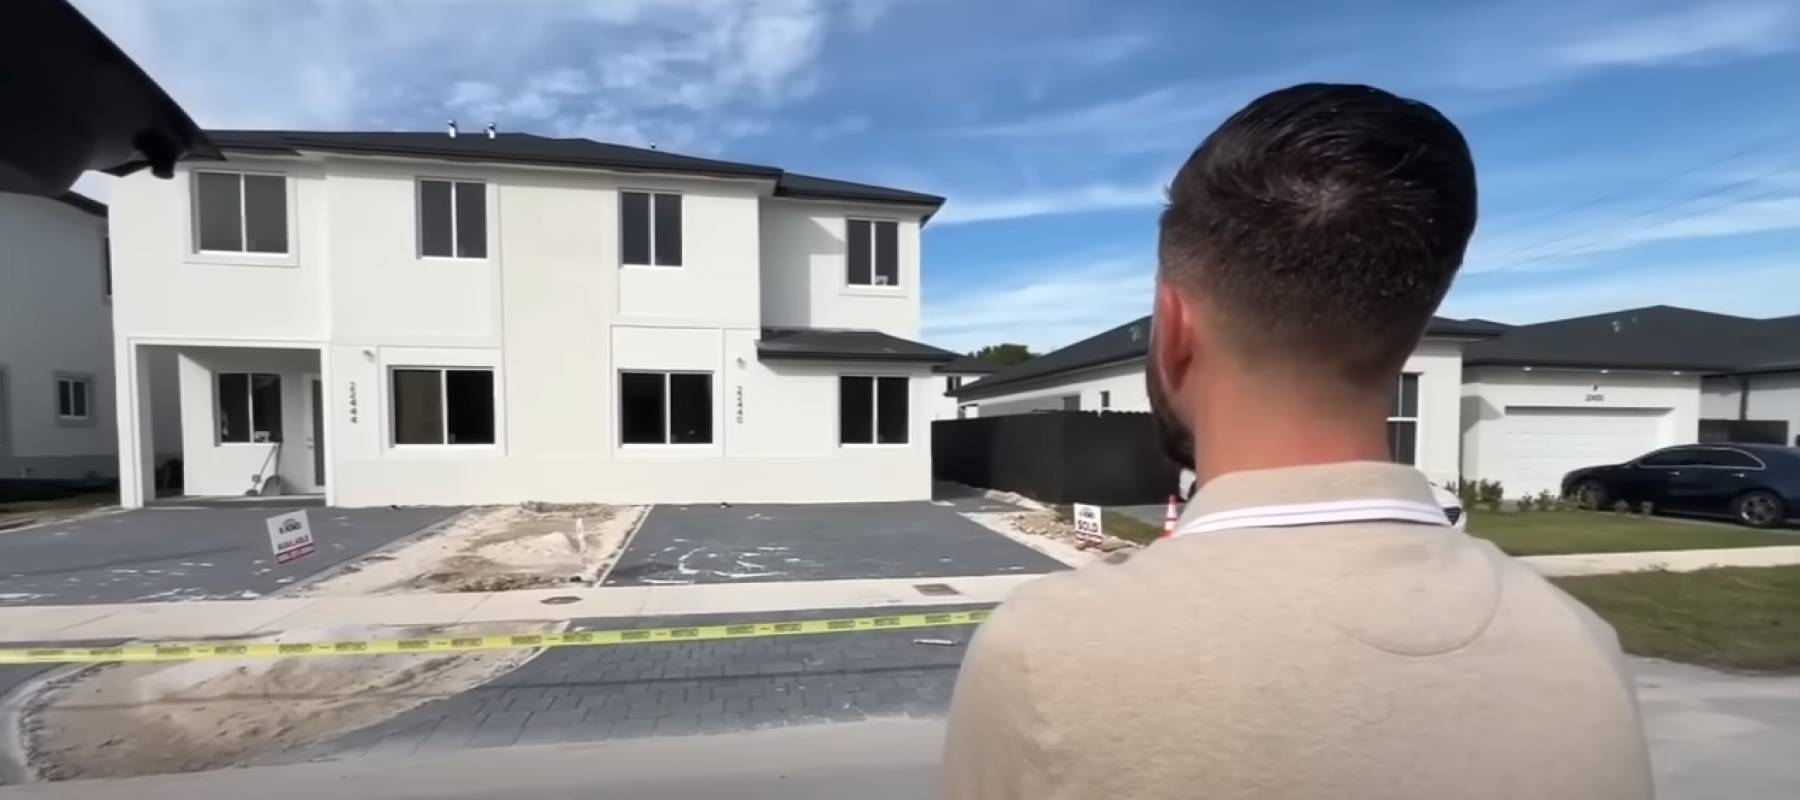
[1386,373,1419,465]
[1061,395,1081,411]
[101,235,111,299]
[846,219,899,287]
[1693,448,1764,469]
[194,171,287,254]
[839,376,908,444]
[620,371,712,444]
[56,376,91,420]
[620,191,682,266]
[1638,448,1696,468]
[391,368,495,445]
[945,375,963,393]
[418,179,487,259]
[217,373,282,443]
[1100,390,1112,409]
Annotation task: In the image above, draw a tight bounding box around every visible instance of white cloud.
[1554,1,1798,67]
[934,181,1165,226]
[72,0,883,151]
[924,256,1154,352]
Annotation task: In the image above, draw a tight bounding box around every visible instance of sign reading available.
[266,510,316,564]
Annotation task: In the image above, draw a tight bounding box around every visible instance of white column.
[113,339,153,508]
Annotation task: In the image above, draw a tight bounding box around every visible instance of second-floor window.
[195,171,288,254]
[1387,373,1420,465]
[419,179,487,259]
[846,219,898,287]
[621,191,682,266]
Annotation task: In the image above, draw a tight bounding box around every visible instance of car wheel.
[1733,491,1787,529]
[1571,480,1607,511]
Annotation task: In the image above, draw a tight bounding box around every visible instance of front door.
[308,377,326,489]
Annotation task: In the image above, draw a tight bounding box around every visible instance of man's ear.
[1152,281,1194,395]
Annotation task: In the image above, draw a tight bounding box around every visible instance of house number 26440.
[735,386,745,424]
[348,381,360,424]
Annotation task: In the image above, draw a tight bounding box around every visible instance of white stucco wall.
[1702,372,1800,444]
[0,193,116,479]
[1461,367,1701,496]
[963,359,1150,417]
[760,198,923,337]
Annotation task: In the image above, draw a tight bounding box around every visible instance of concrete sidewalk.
[1518,544,1800,577]
[0,574,1037,644]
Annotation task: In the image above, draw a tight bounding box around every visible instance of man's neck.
[1188,381,1392,487]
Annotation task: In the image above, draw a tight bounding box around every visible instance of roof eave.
[757,349,956,364]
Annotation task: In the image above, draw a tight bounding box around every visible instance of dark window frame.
[1386,372,1420,465]
[845,218,900,288]
[216,372,282,444]
[619,190,683,267]
[618,370,714,446]
[417,178,489,259]
[54,373,92,422]
[389,367,498,446]
[192,170,289,255]
[838,374,910,445]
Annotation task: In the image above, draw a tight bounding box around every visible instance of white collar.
[1175,498,1449,537]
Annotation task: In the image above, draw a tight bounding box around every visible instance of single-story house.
[949,316,1502,487]
[931,356,1001,420]
[1462,305,1800,496]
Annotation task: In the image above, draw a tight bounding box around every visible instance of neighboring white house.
[1460,306,1800,497]
[949,315,1501,488]
[931,356,1001,420]
[0,192,119,482]
[108,129,956,508]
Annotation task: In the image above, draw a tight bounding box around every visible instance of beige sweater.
[941,462,1653,799]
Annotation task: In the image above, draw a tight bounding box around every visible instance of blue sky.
[73,0,1800,353]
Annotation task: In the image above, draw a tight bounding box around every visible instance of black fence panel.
[932,411,1181,505]
[1699,418,1791,445]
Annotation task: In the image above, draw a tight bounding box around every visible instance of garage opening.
[1500,406,1670,498]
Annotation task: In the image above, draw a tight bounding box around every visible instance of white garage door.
[1500,407,1669,498]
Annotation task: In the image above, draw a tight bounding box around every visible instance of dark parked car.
[1561,444,1800,528]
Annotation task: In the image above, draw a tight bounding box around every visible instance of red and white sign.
[1072,503,1104,547]
[266,510,317,564]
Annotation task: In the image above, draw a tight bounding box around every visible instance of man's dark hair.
[1159,83,1477,383]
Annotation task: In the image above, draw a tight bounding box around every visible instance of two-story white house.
[108,129,955,508]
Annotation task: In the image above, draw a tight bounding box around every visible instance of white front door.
[299,373,326,492]
[1500,406,1668,497]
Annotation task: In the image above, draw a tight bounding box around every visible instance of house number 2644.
[735,386,745,424]
[348,381,360,424]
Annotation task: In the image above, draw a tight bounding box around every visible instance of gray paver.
[0,503,461,605]
[604,502,1063,585]
[290,605,980,761]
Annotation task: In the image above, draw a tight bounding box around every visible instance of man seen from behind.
[940,83,1654,799]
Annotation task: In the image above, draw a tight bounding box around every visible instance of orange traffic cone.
[1159,494,1180,540]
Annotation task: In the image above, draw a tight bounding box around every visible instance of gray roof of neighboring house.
[1463,305,1800,373]
[955,315,1500,398]
[934,356,1005,375]
[757,327,960,364]
[198,130,944,212]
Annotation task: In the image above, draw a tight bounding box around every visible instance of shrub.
[1611,499,1631,514]
[1640,501,1655,517]
[1535,490,1557,510]
[1478,480,1505,507]
[1518,496,1536,512]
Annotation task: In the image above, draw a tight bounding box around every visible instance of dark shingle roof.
[199,130,943,211]
[934,356,1005,375]
[956,315,1499,398]
[757,327,959,364]
[1463,305,1800,373]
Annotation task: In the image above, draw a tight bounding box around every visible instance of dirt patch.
[20,504,643,780]
[25,621,558,781]
[963,509,1138,567]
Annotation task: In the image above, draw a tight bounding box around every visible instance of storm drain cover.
[540,595,581,605]
[914,583,960,596]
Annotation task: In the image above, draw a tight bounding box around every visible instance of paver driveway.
[604,501,1064,586]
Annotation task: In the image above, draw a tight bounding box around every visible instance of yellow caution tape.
[0,609,990,665]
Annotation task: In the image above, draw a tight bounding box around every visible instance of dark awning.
[1,0,218,195]
[758,327,959,364]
